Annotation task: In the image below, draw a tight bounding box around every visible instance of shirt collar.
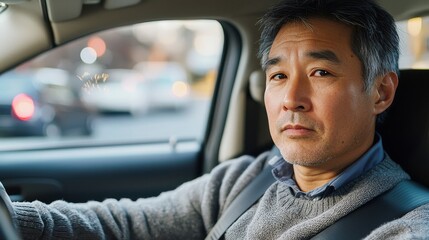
[269,133,385,200]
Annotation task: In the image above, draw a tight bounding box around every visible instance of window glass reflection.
[397,16,429,69]
[0,20,223,143]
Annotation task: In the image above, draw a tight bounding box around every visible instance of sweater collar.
[269,133,385,200]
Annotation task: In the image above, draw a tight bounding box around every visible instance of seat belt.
[205,165,429,240]
[312,180,429,239]
[204,164,276,240]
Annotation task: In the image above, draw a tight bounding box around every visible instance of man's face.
[264,18,379,169]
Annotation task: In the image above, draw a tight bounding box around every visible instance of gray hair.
[258,0,399,92]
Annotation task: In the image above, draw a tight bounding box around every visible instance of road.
[91,99,210,141]
[0,99,210,147]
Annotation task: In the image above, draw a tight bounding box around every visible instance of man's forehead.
[263,18,353,70]
[273,18,352,44]
[272,18,353,46]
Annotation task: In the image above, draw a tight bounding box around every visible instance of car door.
[0,18,241,204]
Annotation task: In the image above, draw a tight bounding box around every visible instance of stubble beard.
[280,145,333,167]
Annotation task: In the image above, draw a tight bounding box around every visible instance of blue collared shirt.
[269,134,385,200]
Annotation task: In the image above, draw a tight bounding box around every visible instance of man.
[6,0,429,239]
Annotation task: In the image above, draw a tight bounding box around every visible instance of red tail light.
[12,94,35,121]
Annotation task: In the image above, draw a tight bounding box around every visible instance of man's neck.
[290,134,379,192]
[292,164,348,192]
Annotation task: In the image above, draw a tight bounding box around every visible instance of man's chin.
[287,159,329,167]
[280,149,330,167]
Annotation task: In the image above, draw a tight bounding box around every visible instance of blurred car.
[80,69,149,115]
[135,62,191,111]
[81,63,191,115]
[0,68,94,137]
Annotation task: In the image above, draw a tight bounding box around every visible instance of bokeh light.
[80,47,97,64]
[88,36,107,57]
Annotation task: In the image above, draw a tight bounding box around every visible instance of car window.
[0,20,223,143]
[397,16,429,69]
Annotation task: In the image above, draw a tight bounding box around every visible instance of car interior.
[0,0,428,238]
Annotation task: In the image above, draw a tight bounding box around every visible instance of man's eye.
[271,73,286,80]
[313,70,331,77]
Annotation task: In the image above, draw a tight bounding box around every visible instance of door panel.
[0,141,200,203]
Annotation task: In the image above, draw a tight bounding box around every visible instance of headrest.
[378,69,429,187]
[249,70,265,104]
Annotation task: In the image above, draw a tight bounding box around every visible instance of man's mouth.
[282,124,311,131]
[281,124,314,137]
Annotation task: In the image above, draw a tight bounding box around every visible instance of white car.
[134,61,191,111]
[80,69,149,115]
[81,64,190,115]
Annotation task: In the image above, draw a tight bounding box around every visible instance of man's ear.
[373,72,398,115]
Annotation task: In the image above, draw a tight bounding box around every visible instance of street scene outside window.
[0,20,223,144]
[398,16,429,69]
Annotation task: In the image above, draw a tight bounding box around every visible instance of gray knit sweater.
[12,151,429,239]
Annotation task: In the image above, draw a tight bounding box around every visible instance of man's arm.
[7,153,265,239]
[12,174,210,240]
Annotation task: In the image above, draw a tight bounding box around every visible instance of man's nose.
[282,75,311,112]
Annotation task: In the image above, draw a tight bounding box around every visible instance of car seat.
[377,69,429,187]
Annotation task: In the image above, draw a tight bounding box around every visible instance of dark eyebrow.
[306,50,340,64]
[262,57,281,72]
[262,50,340,72]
